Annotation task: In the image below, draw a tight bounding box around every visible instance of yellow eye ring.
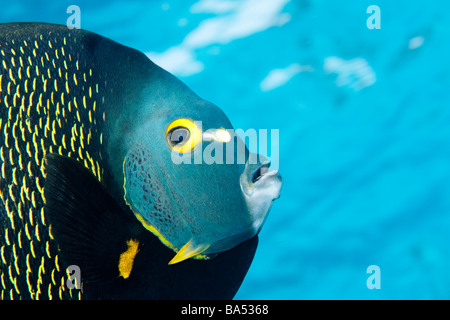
[166,118,202,154]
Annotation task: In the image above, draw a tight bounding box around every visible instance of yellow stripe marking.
[62,134,67,149]
[5,228,11,246]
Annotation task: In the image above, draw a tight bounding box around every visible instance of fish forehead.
[0,23,108,300]
[132,72,233,136]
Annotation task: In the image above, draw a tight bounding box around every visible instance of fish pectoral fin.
[168,240,210,265]
[44,154,141,284]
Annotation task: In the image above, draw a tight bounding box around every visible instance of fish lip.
[240,157,283,199]
[251,161,281,185]
[251,161,271,183]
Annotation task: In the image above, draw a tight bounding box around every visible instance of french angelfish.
[0,23,282,300]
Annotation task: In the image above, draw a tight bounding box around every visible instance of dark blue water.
[2,0,450,299]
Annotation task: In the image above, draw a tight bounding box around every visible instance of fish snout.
[240,155,282,235]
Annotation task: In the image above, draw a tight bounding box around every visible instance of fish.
[0,23,282,300]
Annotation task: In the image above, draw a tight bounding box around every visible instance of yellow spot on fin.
[118,239,140,279]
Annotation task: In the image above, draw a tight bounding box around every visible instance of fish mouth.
[239,156,282,240]
[251,161,279,185]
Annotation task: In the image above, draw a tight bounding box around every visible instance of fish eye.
[166,118,202,154]
[167,127,190,146]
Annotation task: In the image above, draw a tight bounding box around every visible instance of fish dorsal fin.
[44,154,142,284]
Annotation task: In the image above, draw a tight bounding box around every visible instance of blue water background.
[2,0,450,299]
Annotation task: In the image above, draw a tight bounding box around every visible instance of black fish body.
[0,23,281,300]
[0,23,113,300]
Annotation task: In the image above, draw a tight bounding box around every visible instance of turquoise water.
[2,0,450,299]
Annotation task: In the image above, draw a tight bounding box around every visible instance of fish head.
[122,67,282,264]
